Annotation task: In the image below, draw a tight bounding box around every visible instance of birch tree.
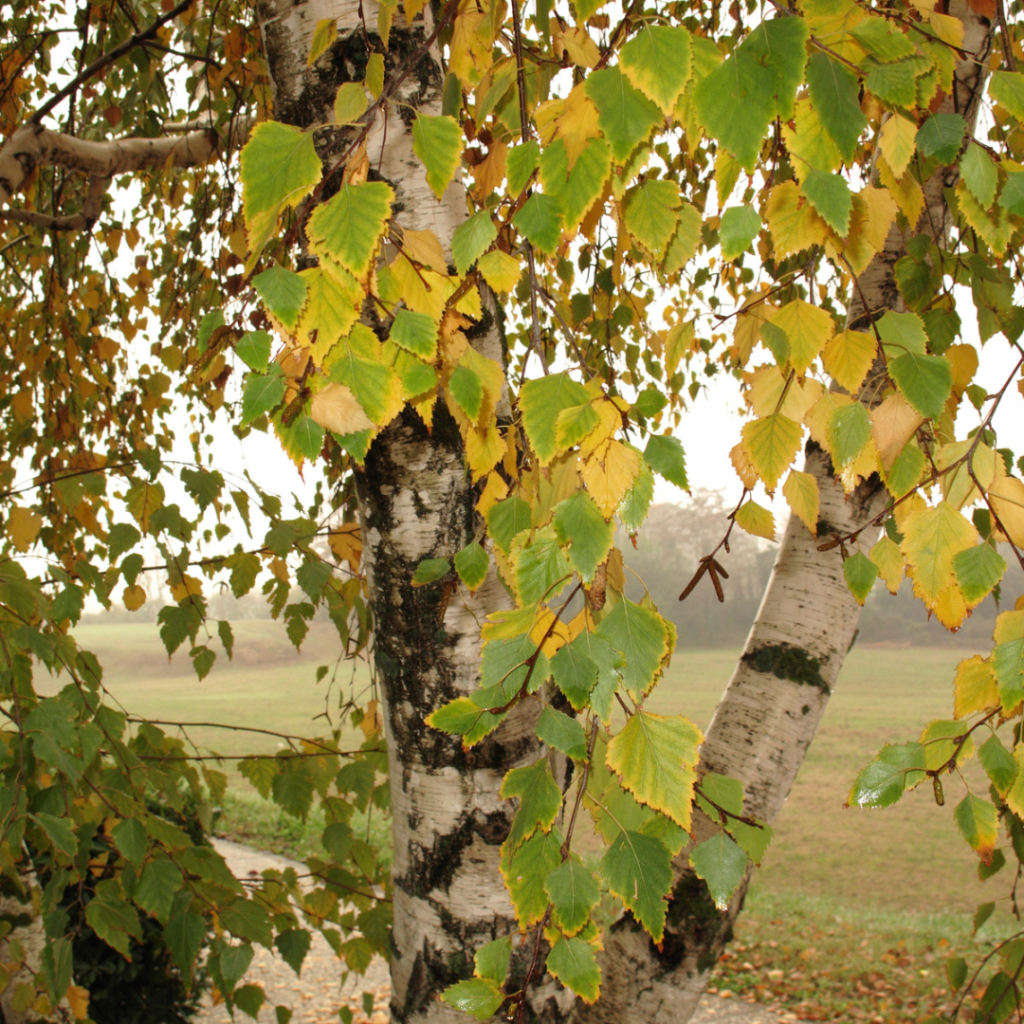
[1,0,1023,1021]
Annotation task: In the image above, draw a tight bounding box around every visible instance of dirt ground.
[196,839,791,1024]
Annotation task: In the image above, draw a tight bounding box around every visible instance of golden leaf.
[783,469,820,536]
[7,505,41,552]
[400,228,447,272]
[877,156,924,229]
[581,439,642,516]
[123,585,147,611]
[310,382,374,436]
[476,472,509,517]
[66,986,90,1022]
[871,393,924,470]
[730,441,759,489]
[328,521,363,569]
[822,329,877,395]
[990,474,1024,547]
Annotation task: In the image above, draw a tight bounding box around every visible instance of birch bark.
[252,3,535,1021]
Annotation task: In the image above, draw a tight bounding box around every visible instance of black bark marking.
[743,643,829,692]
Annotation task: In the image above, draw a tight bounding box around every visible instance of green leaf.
[166,909,207,978]
[41,937,73,1005]
[545,857,601,936]
[234,985,266,1020]
[877,309,928,356]
[86,894,142,957]
[449,363,484,420]
[33,812,77,858]
[556,401,601,451]
[886,441,926,497]
[694,17,809,169]
[843,552,878,605]
[624,179,680,256]
[307,182,394,280]
[584,67,662,162]
[979,735,1017,796]
[546,937,601,1003]
[620,25,692,112]
[828,402,871,469]
[454,542,489,592]
[334,82,368,123]
[553,490,613,583]
[888,351,953,420]
[802,170,852,237]
[954,544,1007,605]
[486,496,532,555]
[279,413,324,462]
[719,205,761,260]
[947,957,969,992]
[474,936,512,985]
[916,113,965,165]
[236,331,272,372]
[451,212,497,275]
[536,705,588,760]
[217,942,255,990]
[550,638,600,710]
[852,19,917,61]
[135,859,184,924]
[507,140,540,196]
[513,192,564,254]
[990,70,1024,121]
[111,817,148,867]
[275,930,312,976]
[866,60,918,109]
[955,794,999,860]
[805,52,866,162]
[601,830,673,943]
[690,832,749,910]
[1001,171,1024,216]
[643,434,688,489]
[520,373,591,465]
[412,113,463,199]
[253,267,307,331]
[240,122,321,254]
[390,309,438,360]
[993,637,1024,711]
[848,742,926,808]
[501,827,563,927]
[412,556,451,585]
[729,818,774,866]
[220,898,274,948]
[440,979,505,1020]
[514,526,572,605]
[426,697,490,737]
[501,760,562,851]
[961,143,998,208]
[595,598,670,700]
[606,710,702,828]
[618,461,655,533]
[108,521,141,561]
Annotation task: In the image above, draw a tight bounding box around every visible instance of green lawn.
[59,621,1009,1019]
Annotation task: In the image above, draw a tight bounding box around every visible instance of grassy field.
[61,621,1013,1020]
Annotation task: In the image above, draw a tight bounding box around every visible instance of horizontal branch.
[0,115,250,212]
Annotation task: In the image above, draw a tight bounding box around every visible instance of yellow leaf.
[870,535,904,594]
[901,501,977,609]
[328,521,363,569]
[297,265,362,365]
[947,343,979,397]
[877,156,924,229]
[832,185,900,276]
[936,440,997,511]
[734,499,775,541]
[769,300,835,375]
[550,84,603,170]
[476,472,509,517]
[804,390,853,452]
[823,329,877,395]
[581,439,642,516]
[933,582,969,631]
[990,474,1024,547]
[390,256,449,320]
[765,181,829,258]
[449,10,492,86]
[733,301,775,366]
[928,10,965,49]
[470,141,508,198]
[307,18,337,66]
[743,365,821,421]
[123,585,147,611]
[578,399,621,458]
[65,986,90,1021]
[871,393,924,470]
[309,382,375,436]
[783,469,820,536]
[559,24,600,68]
[781,98,841,183]
[879,114,918,180]
[953,655,998,719]
[730,441,759,489]
[404,0,427,24]
[400,228,447,271]
[477,249,522,293]
[957,179,1014,256]
[466,422,506,481]
[7,505,41,552]
[170,574,204,603]
[741,414,803,491]
[839,437,880,494]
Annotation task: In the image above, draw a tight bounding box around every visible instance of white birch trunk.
[253,3,534,1020]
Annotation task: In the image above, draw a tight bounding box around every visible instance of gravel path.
[197,839,790,1024]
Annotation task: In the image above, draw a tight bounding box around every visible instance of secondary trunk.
[572,3,994,1020]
